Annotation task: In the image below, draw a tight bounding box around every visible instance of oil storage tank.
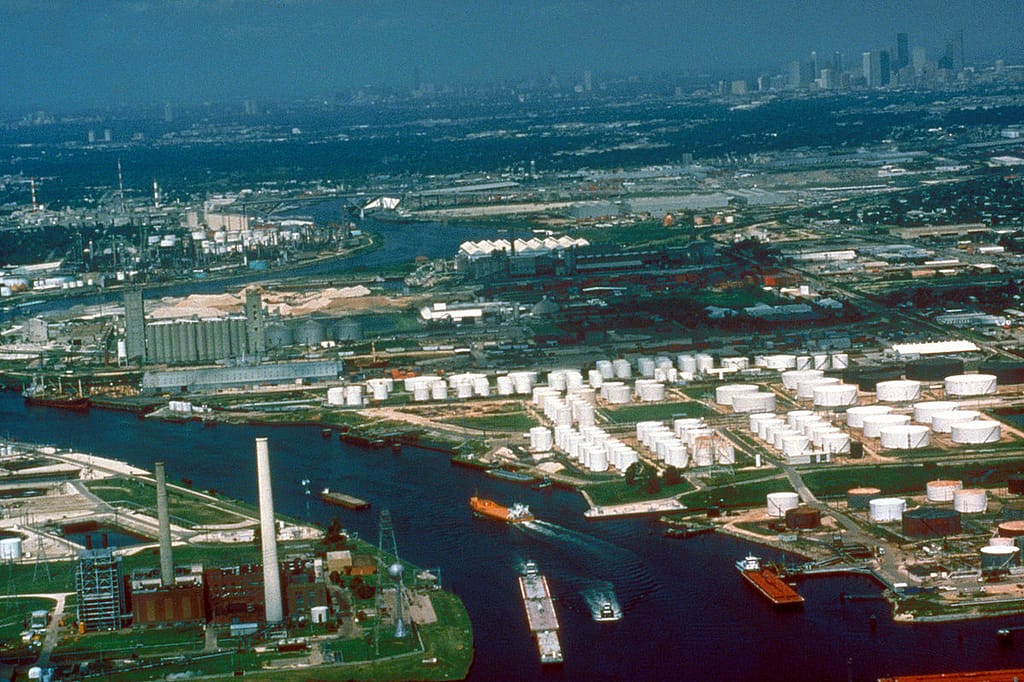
[953,488,988,514]
[847,487,881,510]
[862,414,911,438]
[766,492,800,518]
[902,507,961,538]
[812,383,859,408]
[979,358,1024,385]
[926,480,963,502]
[912,401,960,425]
[0,534,22,561]
[879,425,931,449]
[715,384,760,406]
[945,374,997,397]
[980,545,1019,573]
[869,497,906,522]
[1008,475,1024,496]
[731,392,776,413]
[846,405,892,428]
[875,380,921,403]
[930,410,981,433]
[781,370,824,391]
[785,506,820,529]
[906,356,964,381]
[820,432,851,454]
[950,420,1001,444]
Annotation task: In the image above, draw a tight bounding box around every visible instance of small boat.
[532,477,553,490]
[593,601,622,622]
[320,428,333,439]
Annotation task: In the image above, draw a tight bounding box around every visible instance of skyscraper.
[940,29,965,71]
[896,33,910,70]
[863,50,891,88]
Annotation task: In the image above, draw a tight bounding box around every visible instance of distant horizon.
[1,0,1022,113]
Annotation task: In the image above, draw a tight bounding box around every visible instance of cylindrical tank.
[901,507,962,538]
[906,356,965,381]
[912,401,960,425]
[795,355,813,371]
[722,356,749,370]
[812,383,859,407]
[0,536,22,561]
[715,384,760,406]
[731,392,776,413]
[797,377,840,400]
[781,369,824,391]
[496,376,515,395]
[265,322,294,349]
[695,353,715,373]
[786,410,814,428]
[950,421,1001,444]
[926,479,963,502]
[944,374,998,397]
[879,425,930,449]
[473,377,490,397]
[431,381,448,401]
[757,418,786,441]
[847,487,882,510]
[344,385,363,407]
[636,381,666,402]
[785,506,820,529]
[772,428,801,451]
[766,492,801,518]
[588,369,604,389]
[764,354,797,371]
[1009,475,1024,496]
[930,410,981,434]
[612,359,632,379]
[782,435,810,457]
[604,384,632,405]
[456,382,474,399]
[677,354,697,373]
[333,318,363,341]
[868,497,906,522]
[846,405,893,428]
[953,488,988,514]
[875,380,922,403]
[530,427,553,452]
[326,386,345,406]
[413,384,430,402]
[830,352,849,370]
[999,520,1024,538]
[596,360,615,379]
[862,414,911,438]
[980,545,1019,572]
[637,357,656,378]
[294,318,326,346]
[748,412,777,434]
[978,358,1024,385]
[820,432,851,454]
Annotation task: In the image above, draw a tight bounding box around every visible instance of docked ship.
[22,377,90,412]
[736,555,805,608]
[469,496,534,524]
[518,560,563,665]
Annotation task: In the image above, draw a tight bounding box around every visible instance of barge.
[518,560,563,665]
[736,555,805,608]
[320,489,370,510]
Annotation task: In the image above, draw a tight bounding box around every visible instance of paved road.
[34,591,73,668]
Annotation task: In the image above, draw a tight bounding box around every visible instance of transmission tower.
[32,517,51,583]
[374,509,406,655]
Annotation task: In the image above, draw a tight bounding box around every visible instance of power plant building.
[204,564,266,625]
[76,548,129,632]
[129,565,206,626]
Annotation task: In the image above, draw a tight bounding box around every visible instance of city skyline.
[1,0,1021,112]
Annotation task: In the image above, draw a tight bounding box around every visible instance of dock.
[320,489,370,510]
[518,562,563,665]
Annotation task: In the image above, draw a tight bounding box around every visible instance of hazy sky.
[2,0,1022,112]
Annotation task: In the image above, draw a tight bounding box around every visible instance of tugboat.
[470,496,534,524]
[593,601,622,622]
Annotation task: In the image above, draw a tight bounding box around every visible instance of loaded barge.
[736,555,805,608]
[320,489,370,510]
[518,560,563,665]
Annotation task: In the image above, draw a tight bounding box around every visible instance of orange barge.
[736,555,804,608]
[878,670,1024,682]
[470,496,534,524]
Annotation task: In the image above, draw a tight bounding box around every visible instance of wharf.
[878,669,1024,682]
[518,563,563,665]
[584,497,686,520]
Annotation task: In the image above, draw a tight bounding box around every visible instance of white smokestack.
[256,437,284,624]
[155,461,174,587]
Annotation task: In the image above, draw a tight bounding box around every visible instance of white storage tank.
[786,410,814,428]
[930,410,981,434]
[765,354,798,370]
[327,386,346,406]
[575,402,596,427]
[912,401,960,425]
[431,380,448,401]
[344,385,364,407]
[637,357,656,378]
[830,352,849,370]
[588,447,609,472]
[782,435,810,457]
[953,488,988,514]
[813,354,830,370]
[809,424,840,446]
[722,356,749,370]
[797,377,840,400]
[757,417,786,441]
[496,375,515,396]
[869,497,906,522]
[748,412,777,433]
[695,353,715,373]
[795,355,813,371]
[596,360,615,379]
[547,370,568,392]
[862,414,911,438]
[781,369,824,390]
[766,492,801,518]
[533,387,560,406]
[715,384,760,406]
[588,369,604,389]
[812,383,859,408]
[945,374,998,397]
[0,536,22,561]
[511,372,535,395]
[773,428,801,450]
[413,384,431,402]
[876,380,922,403]
[677,354,697,373]
[926,479,963,502]
[473,377,490,397]
[636,380,666,402]
[731,392,776,413]
[612,359,632,379]
[846,404,892,428]
[604,384,632,405]
[820,432,851,454]
[530,427,553,452]
[879,425,931,449]
[456,382,474,399]
[950,420,1001,444]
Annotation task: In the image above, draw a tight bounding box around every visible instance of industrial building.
[129,565,206,626]
[76,548,129,632]
[204,564,267,625]
[140,359,344,393]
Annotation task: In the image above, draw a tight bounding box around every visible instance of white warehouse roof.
[891,340,979,356]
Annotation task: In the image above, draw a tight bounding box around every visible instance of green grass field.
[86,478,250,527]
[602,401,710,424]
[0,596,55,642]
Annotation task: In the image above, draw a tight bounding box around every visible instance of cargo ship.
[736,555,804,608]
[485,468,536,485]
[518,560,563,665]
[23,378,89,412]
[469,496,534,524]
[320,489,370,510]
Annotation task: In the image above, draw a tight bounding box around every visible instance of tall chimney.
[155,461,174,587]
[255,437,283,624]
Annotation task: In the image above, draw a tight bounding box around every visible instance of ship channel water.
[4,391,1024,681]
